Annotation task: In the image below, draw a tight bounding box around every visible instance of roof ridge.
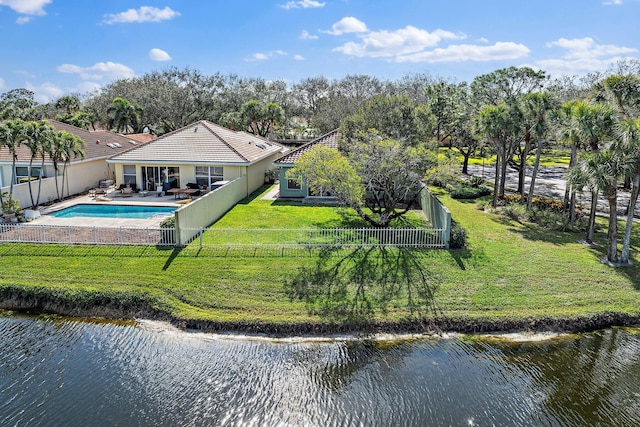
[199,120,249,162]
[109,120,204,160]
[275,128,339,163]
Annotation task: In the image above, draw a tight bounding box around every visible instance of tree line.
[2,61,640,265]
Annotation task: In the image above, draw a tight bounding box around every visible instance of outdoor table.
[166,188,199,199]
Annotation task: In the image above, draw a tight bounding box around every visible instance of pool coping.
[30,192,185,228]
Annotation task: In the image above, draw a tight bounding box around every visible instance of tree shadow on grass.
[488,214,582,246]
[284,246,441,323]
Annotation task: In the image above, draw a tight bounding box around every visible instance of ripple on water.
[1,316,639,427]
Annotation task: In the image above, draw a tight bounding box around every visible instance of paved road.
[466,164,640,218]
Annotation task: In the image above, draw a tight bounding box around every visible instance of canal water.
[1,314,639,426]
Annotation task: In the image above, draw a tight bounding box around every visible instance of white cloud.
[102,6,180,24]
[0,77,5,90]
[603,0,622,5]
[300,30,318,40]
[547,37,636,59]
[0,0,51,15]
[25,81,64,103]
[335,26,465,58]
[324,17,368,35]
[74,81,102,95]
[477,37,489,43]
[57,61,135,80]
[25,81,103,103]
[149,48,172,61]
[280,0,325,10]
[16,16,30,24]
[245,51,287,62]
[394,42,530,63]
[294,54,305,60]
[248,53,269,61]
[538,37,638,75]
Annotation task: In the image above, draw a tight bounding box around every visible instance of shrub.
[530,196,564,213]
[501,203,526,220]
[449,220,467,249]
[449,185,492,200]
[467,175,485,188]
[160,216,175,228]
[159,215,176,245]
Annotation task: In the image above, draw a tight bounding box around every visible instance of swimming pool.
[49,204,176,219]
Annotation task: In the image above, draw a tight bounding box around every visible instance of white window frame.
[122,165,136,186]
[195,166,224,187]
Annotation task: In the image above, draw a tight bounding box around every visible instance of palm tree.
[0,119,28,198]
[523,92,559,209]
[107,97,142,134]
[617,118,640,264]
[23,121,54,208]
[567,153,610,245]
[571,147,632,262]
[51,130,85,201]
[476,103,521,207]
[557,101,584,223]
[54,95,81,116]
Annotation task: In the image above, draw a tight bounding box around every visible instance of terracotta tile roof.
[0,120,140,163]
[126,133,156,143]
[273,129,339,165]
[108,120,287,165]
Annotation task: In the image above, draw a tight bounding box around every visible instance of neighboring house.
[125,133,156,144]
[107,120,288,196]
[273,129,339,198]
[0,120,144,207]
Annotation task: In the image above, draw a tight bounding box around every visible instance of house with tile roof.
[0,120,145,207]
[107,120,288,197]
[273,129,339,198]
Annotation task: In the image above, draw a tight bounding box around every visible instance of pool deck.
[31,189,188,228]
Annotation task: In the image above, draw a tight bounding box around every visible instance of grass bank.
[1,188,638,335]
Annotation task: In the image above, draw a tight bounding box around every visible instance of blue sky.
[1,0,639,102]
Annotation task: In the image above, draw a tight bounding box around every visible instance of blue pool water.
[50,204,176,219]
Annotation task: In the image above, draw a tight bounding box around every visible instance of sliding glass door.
[142,166,180,191]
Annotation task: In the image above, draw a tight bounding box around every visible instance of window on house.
[195,166,224,187]
[287,179,301,190]
[15,166,41,184]
[123,165,136,186]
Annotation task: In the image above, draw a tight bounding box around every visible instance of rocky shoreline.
[1,289,638,337]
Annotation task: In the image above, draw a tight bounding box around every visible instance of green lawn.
[199,186,430,245]
[1,185,638,330]
[440,147,572,168]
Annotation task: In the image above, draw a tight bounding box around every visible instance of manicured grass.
[199,186,430,245]
[440,147,572,168]
[1,185,639,329]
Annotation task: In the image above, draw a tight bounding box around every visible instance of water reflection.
[1,314,639,426]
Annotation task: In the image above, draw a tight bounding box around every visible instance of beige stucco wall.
[175,175,248,245]
[0,164,55,190]
[111,163,249,190]
[247,154,280,194]
[65,158,115,194]
[0,158,114,209]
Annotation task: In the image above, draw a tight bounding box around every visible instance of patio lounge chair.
[121,187,134,197]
